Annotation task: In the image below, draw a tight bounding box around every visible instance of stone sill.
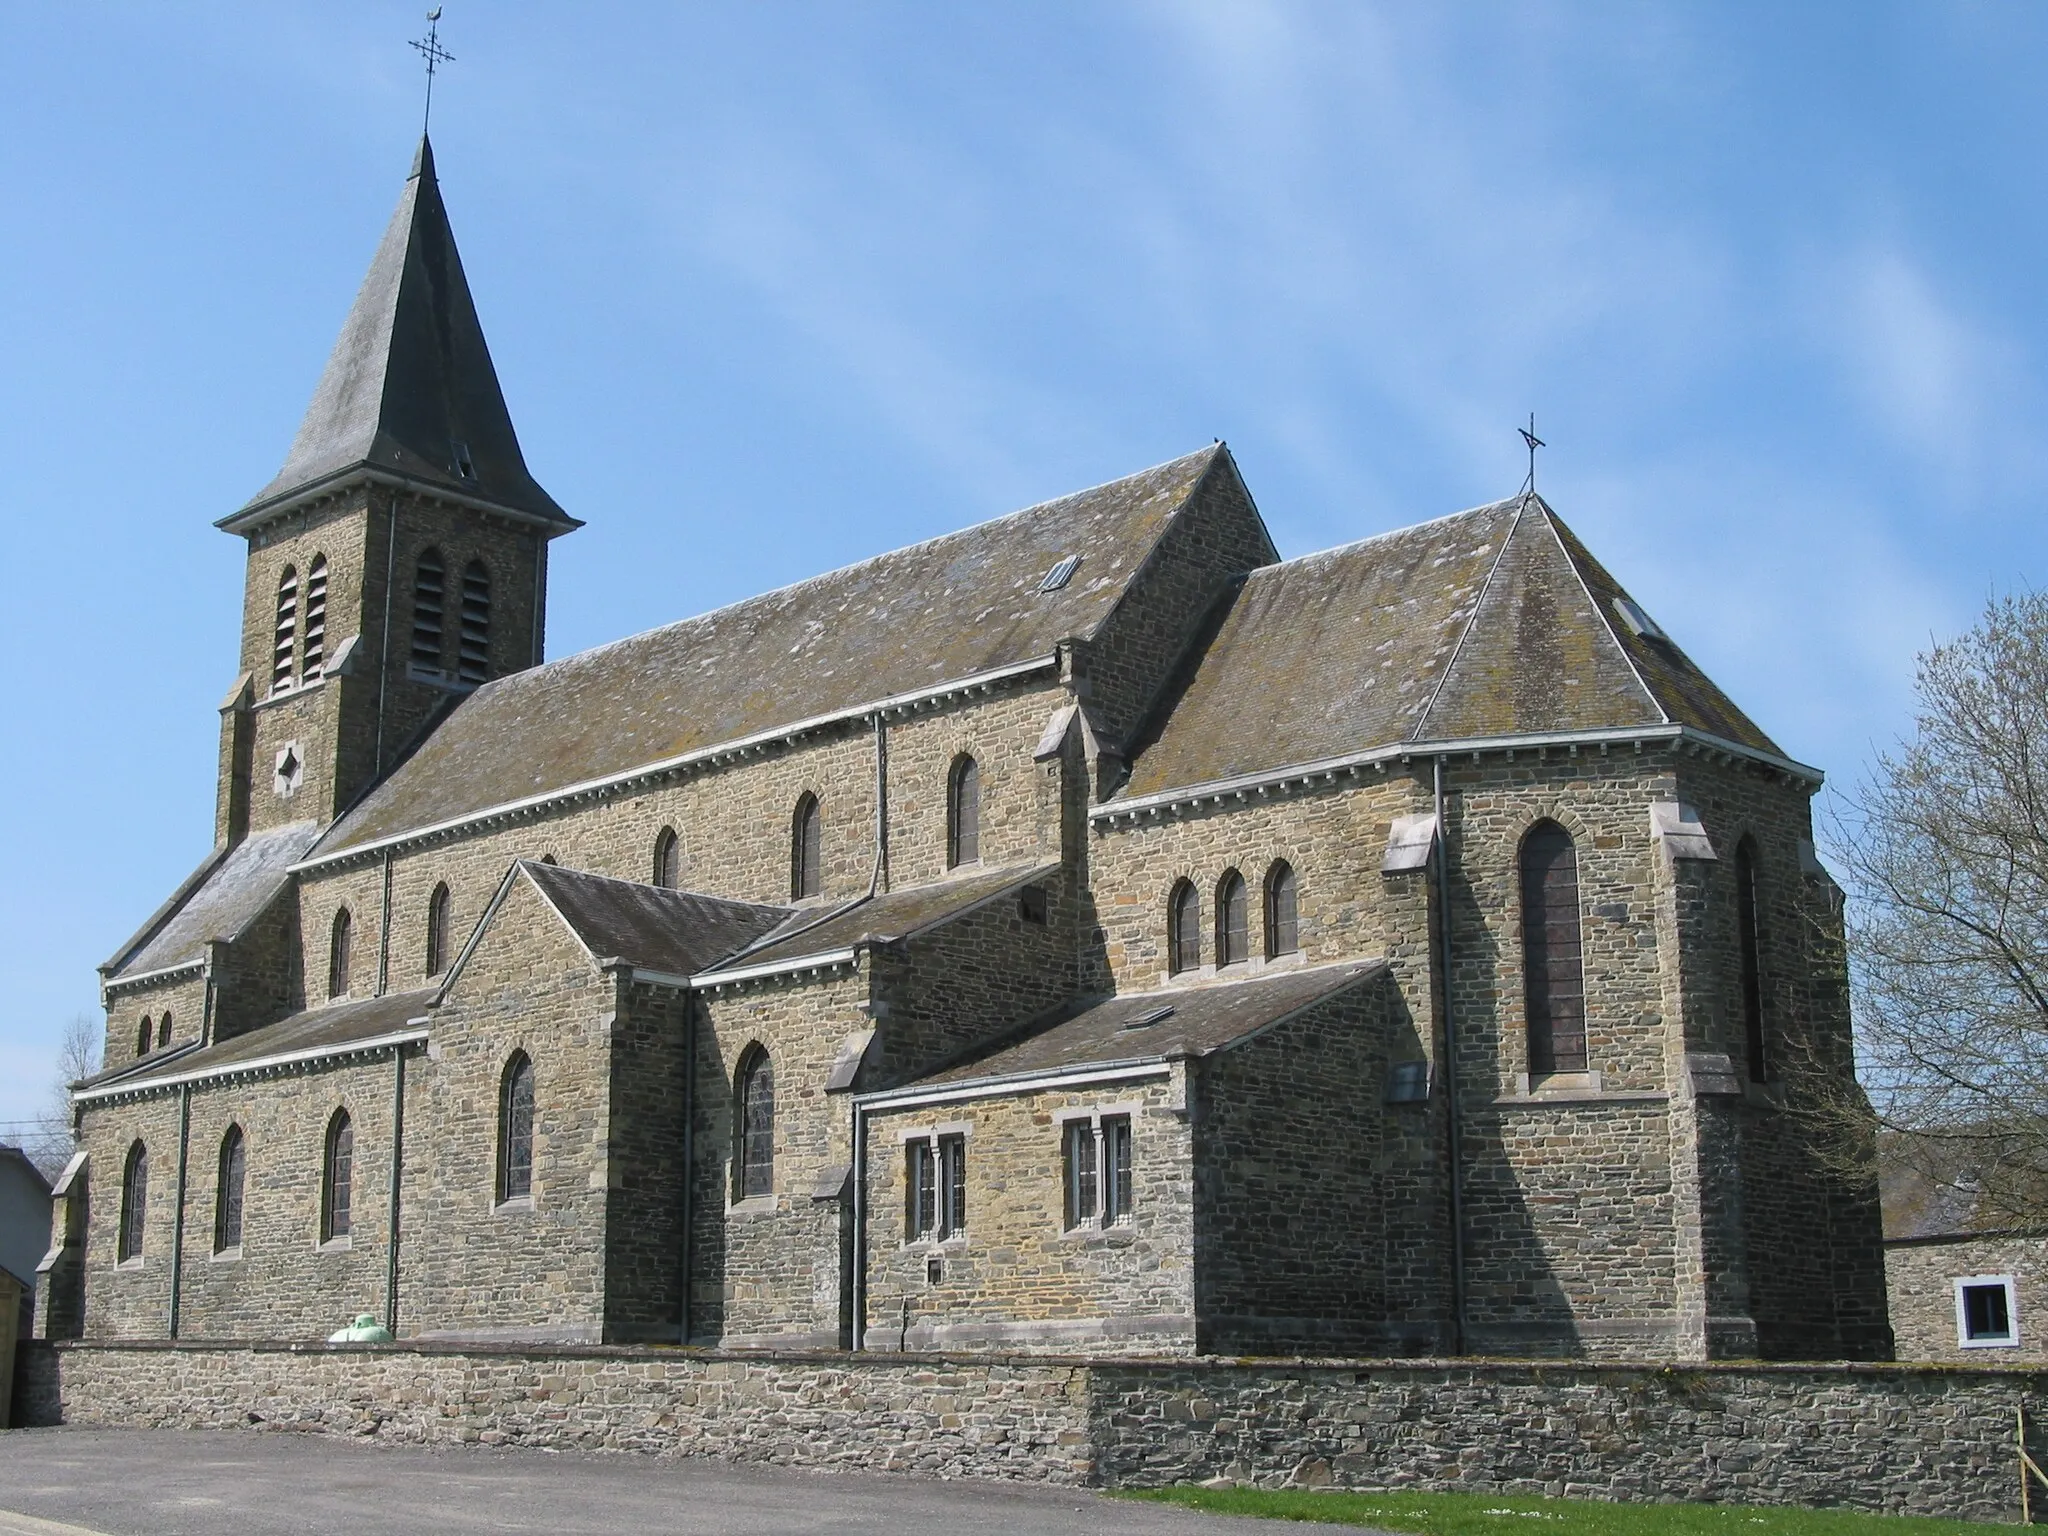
[1491,1091,1669,1107]
[255,677,328,713]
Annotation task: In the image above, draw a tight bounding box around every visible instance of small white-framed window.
[1955,1274,2019,1348]
[1059,1107,1137,1231]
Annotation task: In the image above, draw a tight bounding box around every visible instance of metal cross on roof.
[1518,414,1545,494]
[410,7,455,136]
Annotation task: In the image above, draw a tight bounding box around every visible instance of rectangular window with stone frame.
[1063,1113,1134,1230]
[905,1133,966,1241]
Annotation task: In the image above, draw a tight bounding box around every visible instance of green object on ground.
[327,1313,393,1343]
[1114,1487,2006,1536]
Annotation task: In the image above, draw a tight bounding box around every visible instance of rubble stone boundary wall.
[16,1342,2048,1522]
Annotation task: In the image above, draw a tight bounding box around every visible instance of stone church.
[37,137,1890,1362]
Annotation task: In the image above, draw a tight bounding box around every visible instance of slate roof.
[229,137,572,531]
[1118,494,1782,802]
[704,863,1058,976]
[104,822,323,980]
[312,447,1231,858]
[907,959,1387,1088]
[75,990,435,1100]
[522,862,790,976]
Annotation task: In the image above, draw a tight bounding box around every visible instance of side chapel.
[38,138,1891,1361]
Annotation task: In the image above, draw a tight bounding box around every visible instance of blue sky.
[2,3,2042,1134]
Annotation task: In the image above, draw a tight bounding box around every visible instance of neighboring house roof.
[0,1145,53,1199]
[521,861,791,976]
[309,446,1233,862]
[228,136,574,532]
[1118,493,1781,802]
[75,991,436,1102]
[103,821,323,981]
[703,863,1058,978]
[902,958,1387,1090]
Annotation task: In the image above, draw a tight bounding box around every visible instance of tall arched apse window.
[410,548,445,673]
[653,827,680,889]
[425,883,452,977]
[1736,837,1767,1082]
[1265,860,1299,958]
[499,1053,535,1203]
[328,909,353,999]
[1167,880,1200,975]
[1520,821,1587,1076]
[322,1110,354,1242]
[457,560,491,684]
[1215,870,1248,967]
[303,555,328,677]
[136,1015,153,1058]
[791,794,822,899]
[118,1141,148,1263]
[947,755,981,868]
[215,1125,246,1253]
[272,565,298,690]
[736,1047,774,1200]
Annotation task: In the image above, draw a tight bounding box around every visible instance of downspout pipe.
[851,1099,868,1351]
[384,1044,406,1334]
[1433,755,1469,1356]
[168,1083,192,1339]
[679,992,696,1345]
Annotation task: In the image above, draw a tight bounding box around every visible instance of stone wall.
[1888,1235,2048,1365]
[18,1341,2048,1522]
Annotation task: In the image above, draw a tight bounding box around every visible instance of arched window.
[322,1110,354,1242]
[1215,870,1248,967]
[499,1052,535,1203]
[136,1016,153,1058]
[157,1012,172,1050]
[425,883,452,977]
[1521,821,1588,1076]
[736,1047,774,1199]
[791,793,822,899]
[215,1125,245,1252]
[947,755,981,868]
[1265,861,1299,958]
[410,548,445,673]
[303,555,328,677]
[272,565,298,690]
[119,1141,148,1263]
[328,908,353,999]
[1736,837,1767,1082]
[653,827,680,889]
[458,560,491,685]
[1168,880,1200,975]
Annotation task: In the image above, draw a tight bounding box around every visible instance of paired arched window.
[119,1141,148,1263]
[273,565,299,690]
[322,1110,354,1242]
[457,560,491,684]
[425,883,452,977]
[136,1015,153,1058]
[791,794,822,899]
[1736,837,1767,1082]
[1265,861,1299,958]
[948,755,981,868]
[1521,821,1588,1076]
[215,1125,246,1253]
[303,556,328,677]
[1215,870,1248,967]
[410,548,445,673]
[499,1052,534,1203]
[157,1012,172,1050]
[736,1047,775,1199]
[1168,880,1200,974]
[328,908,353,999]
[653,827,680,889]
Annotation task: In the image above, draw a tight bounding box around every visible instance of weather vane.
[1518,413,1545,495]
[410,7,455,137]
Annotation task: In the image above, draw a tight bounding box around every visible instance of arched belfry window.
[328,908,353,1000]
[1521,821,1588,1076]
[653,827,680,890]
[736,1047,774,1200]
[119,1141,148,1263]
[425,883,452,977]
[1168,880,1200,975]
[215,1125,245,1253]
[322,1110,353,1242]
[303,556,328,677]
[792,794,822,899]
[499,1052,534,1203]
[458,560,491,685]
[136,1016,153,1058]
[1265,861,1299,958]
[1736,837,1767,1082]
[272,565,298,690]
[1216,870,1248,967]
[947,755,981,868]
[410,548,445,674]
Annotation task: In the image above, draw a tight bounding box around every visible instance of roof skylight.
[1039,555,1080,594]
[1121,1004,1176,1031]
[1611,596,1667,642]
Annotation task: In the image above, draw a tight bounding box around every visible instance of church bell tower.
[213,137,580,846]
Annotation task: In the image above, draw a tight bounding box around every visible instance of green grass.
[1114,1486,2009,1536]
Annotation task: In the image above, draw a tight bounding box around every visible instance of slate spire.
[228,135,575,531]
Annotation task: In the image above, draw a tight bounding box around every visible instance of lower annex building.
[37,137,1890,1362]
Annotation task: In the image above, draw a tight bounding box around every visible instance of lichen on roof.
[105,822,323,980]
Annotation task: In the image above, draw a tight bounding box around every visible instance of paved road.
[0,1429,1327,1535]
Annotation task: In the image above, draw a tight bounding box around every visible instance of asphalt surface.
[0,1428,1332,1535]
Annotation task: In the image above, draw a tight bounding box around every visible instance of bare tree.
[1821,590,2048,1227]
[25,1013,100,1182]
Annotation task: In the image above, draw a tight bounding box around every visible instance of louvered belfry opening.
[272,565,298,690]
[410,549,445,673]
[1521,821,1588,1075]
[458,560,491,684]
[302,556,328,677]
